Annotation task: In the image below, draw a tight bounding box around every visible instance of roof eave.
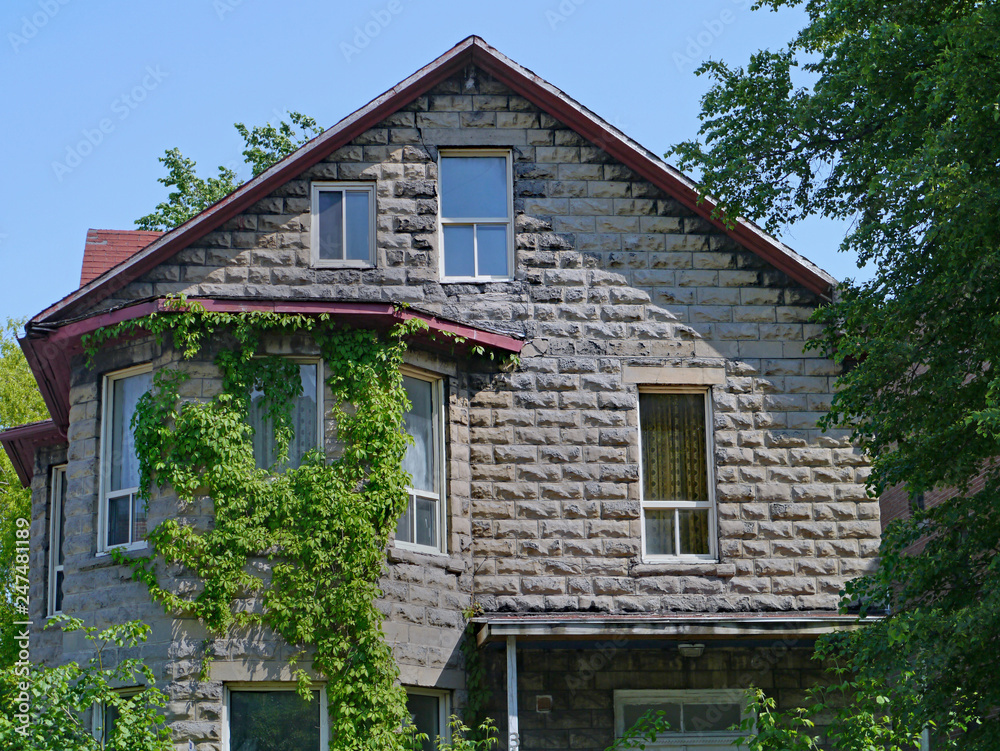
[0,419,64,486]
[23,296,523,433]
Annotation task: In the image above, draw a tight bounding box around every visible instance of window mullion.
[472,224,479,278]
[341,190,348,262]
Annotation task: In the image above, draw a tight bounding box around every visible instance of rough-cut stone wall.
[30,63,880,749]
[31,335,476,748]
[480,644,831,751]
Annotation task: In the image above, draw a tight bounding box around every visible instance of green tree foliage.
[0,617,172,751]
[135,112,322,230]
[671,0,1000,744]
[0,319,49,669]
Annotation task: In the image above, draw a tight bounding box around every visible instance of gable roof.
[80,229,163,285]
[32,36,835,327]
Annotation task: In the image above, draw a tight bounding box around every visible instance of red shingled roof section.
[80,228,163,286]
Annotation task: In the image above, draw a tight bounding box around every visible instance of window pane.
[678,509,710,555]
[640,393,708,502]
[440,157,507,218]
[622,702,681,735]
[229,690,321,751]
[107,494,130,547]
[132,493,147,544]
[645,509,675,556]
[407,694,441,751]
[251,364,318,471]
[416,496,437,548]
[56,472,66,565]
[104,703,121,743]
[287,364,318,468]
[402,376,435,493]
[318,190,344,260]
[54,570,64,613]
[345,190,371,262]
[443,226,475,277]
[476,225,508,277]
[109,372,152,492]
[396,495,415,544]
[684,702,741,733]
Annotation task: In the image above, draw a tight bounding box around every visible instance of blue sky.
[0,0,871,321]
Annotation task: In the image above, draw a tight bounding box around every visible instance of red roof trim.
[20,297,522,431]
[0,419,63,487]
[34,36,834,326]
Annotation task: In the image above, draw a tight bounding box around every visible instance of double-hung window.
[396,373,445,553]
[439,151,513,281]
[639,389,716,560]
[311,182,375,267]
[249,361,322,470]
[223,684,327,751]
[615,690,748,751]
[48,465,67,615]
[99,366,153,552]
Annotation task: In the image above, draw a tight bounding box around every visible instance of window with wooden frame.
[222,684,328,751]
[615,689,749,751]
[99,365,153,552]
[48,465,67,615]
[248,360,323,471]
[638,388,717,561]
[438,150,513,281]
[310,182,375,267]
[395,371,446,554]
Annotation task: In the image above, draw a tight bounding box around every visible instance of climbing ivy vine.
[84,297,430,750]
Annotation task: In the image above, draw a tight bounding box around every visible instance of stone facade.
[21,50,878,751]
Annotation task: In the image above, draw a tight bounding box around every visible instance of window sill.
[311,260,375,269]
[633,561,736,578]
[440,276,513,284]
[387,544,466,574]
[81,545,150,571]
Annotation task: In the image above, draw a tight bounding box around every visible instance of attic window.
[439,151,513,281]
[311,182,375,267]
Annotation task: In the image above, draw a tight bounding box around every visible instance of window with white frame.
[439,151,513,281]
[223,684,327,751]
[311,182,375,267]
[249,361,322,470]
[615,690,748,751]
[48,465,67,615]
[405,688,451,751]
[395,373,445,553]
[100,366,153,552]
[639,389,716,560]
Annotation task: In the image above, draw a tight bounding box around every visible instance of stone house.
[2,37,880,751]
